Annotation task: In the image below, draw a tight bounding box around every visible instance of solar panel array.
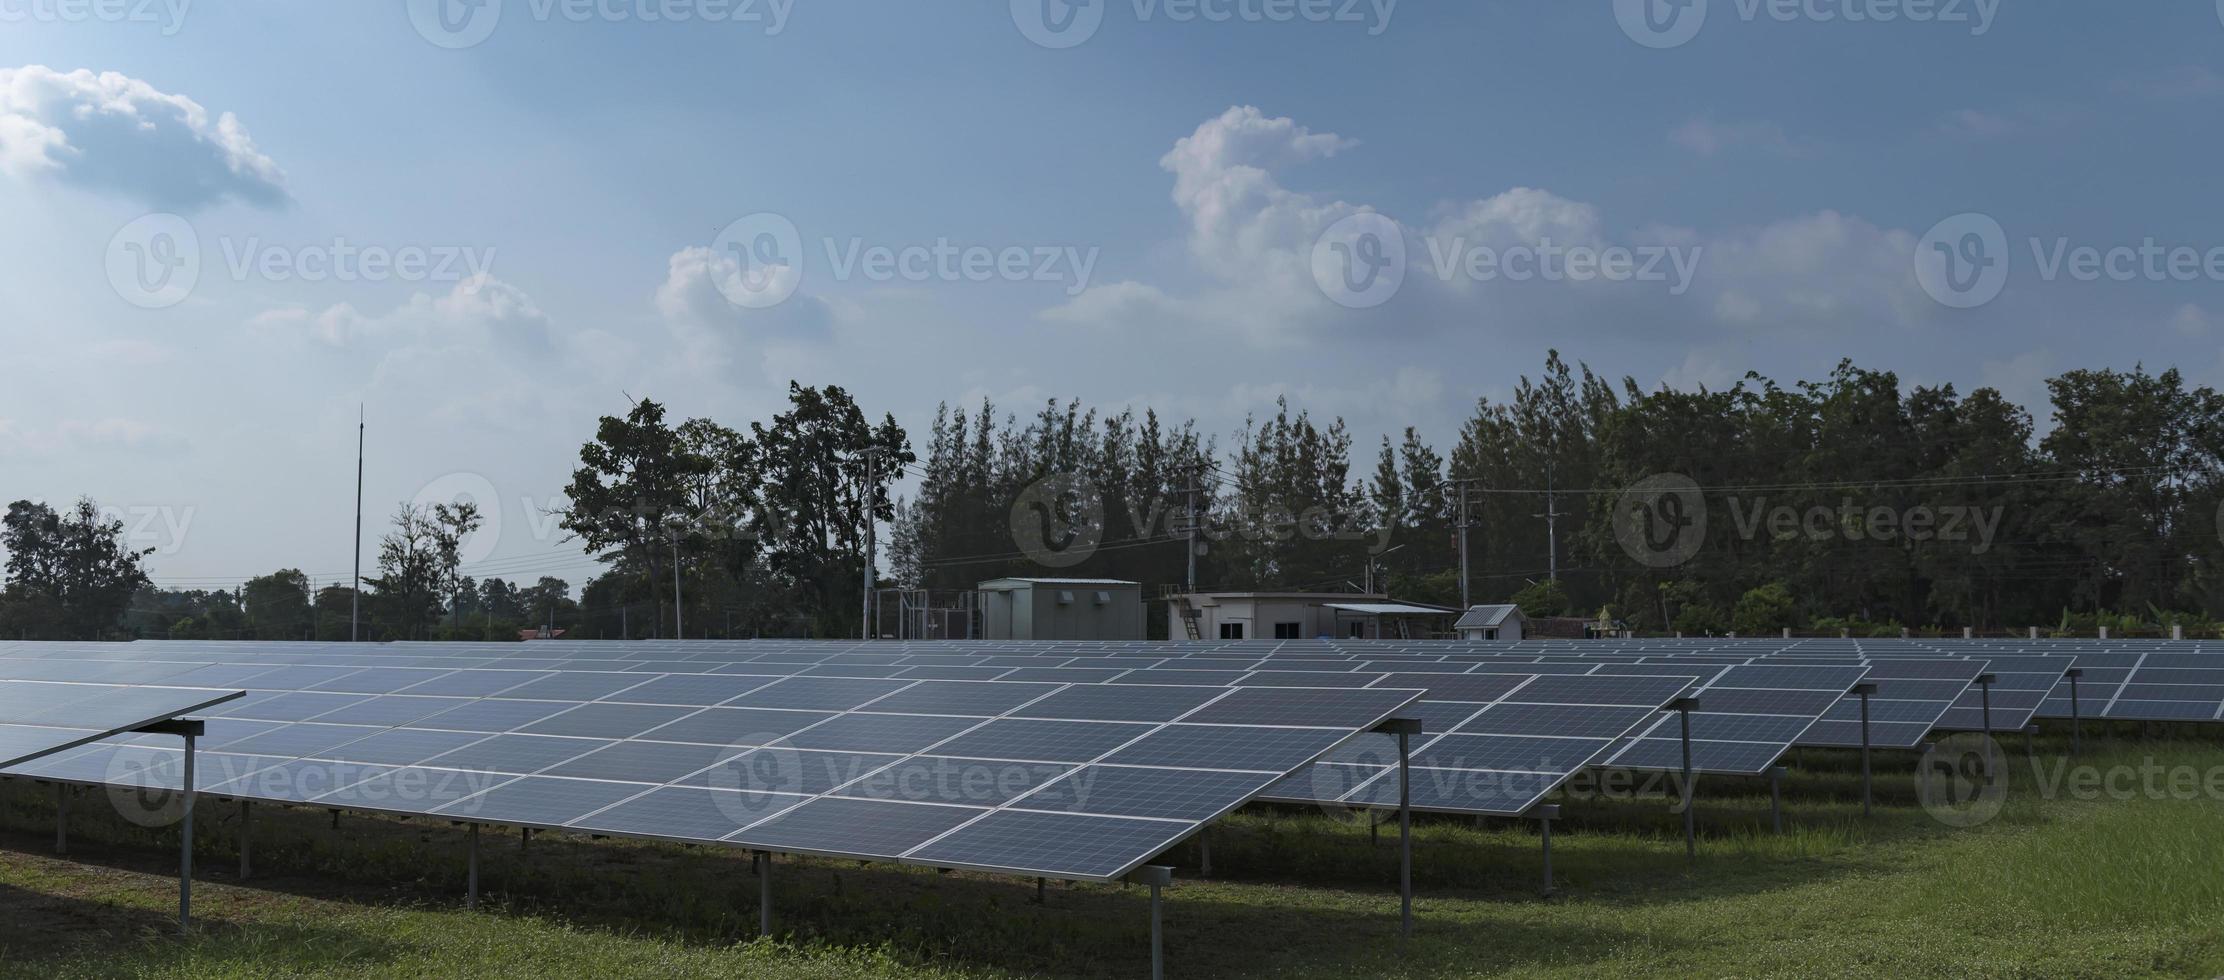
[0,647,1420,882]
[1262,672,1701,815]
[1795,658,1989,749]
[0,678,242,769]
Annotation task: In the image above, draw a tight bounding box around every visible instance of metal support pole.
[1035,876,1046,905]
[1768,766,1783,835]
[240,801,252,881]
[759,852,772,938]
[1198,831,1211,877]
[1672,697,1699,861]
[1976,673,1997,781]
[1398,724,1412,943]
[2067,669,2084,757]
[1534,804,1560,897]
[521,826,531,851]
[1853,682,1877,819]
[54,784,65,855]
[1134,866,1173,980]
[466,824,480,910]
[180,732,196,935]
[2024,724,2036,759]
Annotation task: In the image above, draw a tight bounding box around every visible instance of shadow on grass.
[0,784,1670,980]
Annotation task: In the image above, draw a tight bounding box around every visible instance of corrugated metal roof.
[979,578,1141,587]
[1323,602,1457,616]
[1455,604,1522,629]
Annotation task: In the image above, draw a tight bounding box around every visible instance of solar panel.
[1602,664,1869,775]
[1260,672,1700,816]
[1797,658,1987,749]
[0,642,1421,883]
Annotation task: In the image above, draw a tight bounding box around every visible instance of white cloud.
[0,417,187,457]
[1046,106,1939,351]
[1670,118,1800,157]
[0,65,286,210]
[2168,303,2213,338]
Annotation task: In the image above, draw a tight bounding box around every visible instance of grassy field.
[3,730,2224,978]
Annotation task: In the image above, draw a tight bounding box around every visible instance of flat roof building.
[977,578,1145,641]
[1164,592,1458,640]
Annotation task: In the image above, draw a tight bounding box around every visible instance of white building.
[1165,592,1457,640]
[1454,604,1526,641]
[977,578,1145,640]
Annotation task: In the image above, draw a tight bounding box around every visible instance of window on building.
[1219,623,1245,640]
[1273,622,1302,639]
[1349,622,1368,638]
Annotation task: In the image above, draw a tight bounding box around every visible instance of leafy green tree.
[0,498,154,640]
[242,569,314,640]
[1732,582,1799,635]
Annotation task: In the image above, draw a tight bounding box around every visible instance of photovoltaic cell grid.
[1928,656,2070,732]
[0,676,242,768]
[1600,664,1872,775]
[1793,659,1989,749]
[1258,672,1702,816]
[0,650,1421,882]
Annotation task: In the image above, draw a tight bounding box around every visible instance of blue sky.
[3,1,2222,591]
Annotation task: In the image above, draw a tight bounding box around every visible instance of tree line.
[8,358,2224,640]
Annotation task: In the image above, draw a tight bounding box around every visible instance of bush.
[1732,582,1798,636]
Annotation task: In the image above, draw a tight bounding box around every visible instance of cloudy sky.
[2,2,2221,591]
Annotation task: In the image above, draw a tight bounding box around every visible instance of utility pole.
[1457,479,1471,608]
[1536,464,1563,583]
[1183,462,1202,594]
[351,405,364,643]
[861,449,877,641]
[671,527,684,640]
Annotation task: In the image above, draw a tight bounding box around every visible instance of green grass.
[4,731,2224,978]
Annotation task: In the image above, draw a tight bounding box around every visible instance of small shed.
[977,578,1145,640]
[1455,604,1526,641]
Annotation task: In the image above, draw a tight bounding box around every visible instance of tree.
[0,498,154,640]
[561,400,706,638]
[242,569,314,640]
[369,500,481,639]
[1732,582,1798,635]
[1511,579,1570,618]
